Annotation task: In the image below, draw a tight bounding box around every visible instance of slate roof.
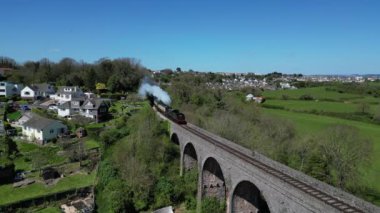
[27,83,54,93]
[58,101,71,109]
[81,99,108,110]
[22,114,64,130]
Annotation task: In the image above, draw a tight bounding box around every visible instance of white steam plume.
[138,79,171,105]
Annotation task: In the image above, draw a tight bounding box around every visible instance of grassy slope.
[0,172,95,206]
[263,109,380,196]
[14,141,67,171]
[263,99,377,113]
[263,87,362,100]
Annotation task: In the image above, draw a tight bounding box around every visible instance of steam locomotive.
[148,95,187,125]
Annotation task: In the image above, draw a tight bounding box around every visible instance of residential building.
[22,115,67,144]
[80,99,110,121]
[57,98,110,122]
[21,83,55,99]
[57,101,72,118]
[51,86,85,102]
[0,81,23,97]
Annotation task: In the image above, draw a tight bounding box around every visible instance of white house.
[246,94,266,104]
[21,83,55,99]
[246,94,254,101]
[0,81,23,97]
[57,101,73,117]
[22,115,67,145]
[51,86,85,102]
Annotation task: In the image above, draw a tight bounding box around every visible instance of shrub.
[299,94,314,100]
[201,197,226,213]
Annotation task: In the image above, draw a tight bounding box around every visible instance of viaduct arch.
[165,119,379,213]
[231,181,270,213]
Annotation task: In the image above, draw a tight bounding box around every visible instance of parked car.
[20,105,30,111]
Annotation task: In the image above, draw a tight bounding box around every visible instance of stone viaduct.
[165,118,379,213]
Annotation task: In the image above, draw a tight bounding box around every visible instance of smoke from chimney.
[138,77,171,105]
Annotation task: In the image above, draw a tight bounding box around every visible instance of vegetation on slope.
[95,106,197,212]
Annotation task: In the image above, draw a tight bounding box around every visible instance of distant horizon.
[1,1,379,75]
[2,55,380,76]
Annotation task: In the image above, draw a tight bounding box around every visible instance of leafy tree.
[357,102,370,114]
[314,125,372,189]
[96,82,107,91]
[201,197,226,213]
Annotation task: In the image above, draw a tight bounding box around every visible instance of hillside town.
[0,82,111,143]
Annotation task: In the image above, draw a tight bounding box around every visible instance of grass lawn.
[0,172,96,206]
[263,108,380,204]
[14,141,67,171]
[84,138,100,150]
[263,87,363,101]
[86,122,105,128]
[16,141,39,153]
[263,99,377,114]
[7,111,22,121]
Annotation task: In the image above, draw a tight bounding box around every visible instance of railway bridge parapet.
[169,121,379,213]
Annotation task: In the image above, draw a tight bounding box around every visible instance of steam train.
[148,95,187,125]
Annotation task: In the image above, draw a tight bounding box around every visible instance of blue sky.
[0,0,379,74]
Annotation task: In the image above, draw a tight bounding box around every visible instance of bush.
[201,197,226,213]
[282,94,289,100]
[299,94,314,100]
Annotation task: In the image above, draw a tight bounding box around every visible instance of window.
[50,129,54,133]
[0,83,4,86]
[0,89,5,92]
[24,91,30,95]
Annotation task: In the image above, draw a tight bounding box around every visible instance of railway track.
[180,124,364,213]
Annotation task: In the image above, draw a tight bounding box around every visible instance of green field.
[261,85,380,205]
[263,99,377,114]
[263,87,363,100]
[0,172,95,206]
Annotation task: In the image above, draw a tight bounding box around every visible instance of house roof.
[34,83,54,93]
[81,99,108,110]
[24,83,54,93]
[22,114,65,130]
[58,101,71,109]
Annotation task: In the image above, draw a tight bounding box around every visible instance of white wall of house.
[58,108,71,117]
[22,122,67,144]
[22,126,44,143]
[80,109,96,119]
[53,93,72,102]
[21,86,36,99]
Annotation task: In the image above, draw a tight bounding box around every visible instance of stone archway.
[232,181,270,213]
[183,142,198,171]
[202,157,226,200]
[171,133,179,145]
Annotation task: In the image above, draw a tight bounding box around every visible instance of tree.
[316,125,372,189]
[357,102,370,114]
[373,107,380,123]
[96,82,107,90]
